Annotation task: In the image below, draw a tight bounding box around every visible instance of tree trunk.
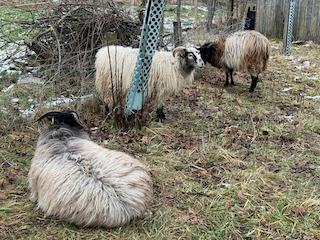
[206,0,216,31]
[175,0,182,47]
[226,0,234,26]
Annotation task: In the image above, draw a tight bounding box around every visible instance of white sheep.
[95,45,204,121]
[28,110,153,228]
[199,30,271,92]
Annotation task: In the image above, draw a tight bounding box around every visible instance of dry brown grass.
[1,39,320,239]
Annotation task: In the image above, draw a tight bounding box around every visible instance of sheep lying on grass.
[28,110,153,228]
[199,30,271,92]
[95,45,204,122]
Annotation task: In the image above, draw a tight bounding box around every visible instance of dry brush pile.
[1,0,141,85]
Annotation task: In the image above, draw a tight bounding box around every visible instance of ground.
[0,39,320,239]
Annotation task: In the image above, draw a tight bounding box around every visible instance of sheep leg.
[224,70,229,86]
[225,68,234,86]
[104,105,110,116]
[249,75,258,92]
[156,106,166,122]
[229,69,234,85]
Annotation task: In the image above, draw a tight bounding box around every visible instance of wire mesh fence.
[0,0,247,126]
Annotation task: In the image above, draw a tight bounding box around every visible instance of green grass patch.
[0,30,320,240]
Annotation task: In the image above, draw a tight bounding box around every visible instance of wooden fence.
[255,0,320,42]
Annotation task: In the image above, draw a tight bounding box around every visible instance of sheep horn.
[36,111,62,122]
[172,46,186,57]
[36,111,83,128]
[207,42,214,48]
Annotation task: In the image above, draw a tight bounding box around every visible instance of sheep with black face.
[95,45,204,122]
[199,30,271,92]
[28,110,153,228]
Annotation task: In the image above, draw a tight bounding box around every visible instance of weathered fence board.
[256,0,320,42]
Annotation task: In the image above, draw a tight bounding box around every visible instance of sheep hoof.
[157,116,166,123]
[156,108,166,122]
[249,88,254,92]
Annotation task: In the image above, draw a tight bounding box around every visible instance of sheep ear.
[70,111,83,128]
[179,49,187,57]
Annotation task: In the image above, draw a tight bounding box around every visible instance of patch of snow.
[271,46,279,49]
[282,87,292,92]
[103,140,109,145]
[218,182,231,188]
[19,104,35,117]
[295,65,303,70]
[284,55,295,61]
[11,98,19,103]
[90,127,98,133]
[307,76,318,80]
[144,211,153,218]
[17,94,93,118]
[304,95,320,100]
[258,206,267,211]
[284,115,294,121]
[294,76,299,81]
[2,84,15,92]
[0,43,28,73]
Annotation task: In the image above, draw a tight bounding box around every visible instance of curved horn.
[36,111,62,122]
[172,46,186,57]
[207,42,214,48]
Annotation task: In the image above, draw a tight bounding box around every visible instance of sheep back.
[221,30,271,76]
[29,126,152,228]
[95,46,195,110]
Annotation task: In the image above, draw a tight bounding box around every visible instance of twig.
[31,6,80,42]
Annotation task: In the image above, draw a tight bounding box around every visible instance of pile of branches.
[5,0,141,84]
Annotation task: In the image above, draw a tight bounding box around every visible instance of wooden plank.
[310,0,319,39]
[292,0,301,41]
[255,0,320,41]
[317,4,320,41]
[255,0,261,32]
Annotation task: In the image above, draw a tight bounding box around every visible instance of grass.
[1,5,320,239]
[1,39,320,240]
[0,7,37,46]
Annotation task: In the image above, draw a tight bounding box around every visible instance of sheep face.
[198,41,225,69]
[174,47,204,74]
[198,43,214,64]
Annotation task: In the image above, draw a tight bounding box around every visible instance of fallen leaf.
[304,101,311,107]
[0,192,8,199]
[0,225,11,233]
[150,170,160,179]
[0,179,5,188]
[237,189,247,200]
[164,193,176,199]
[9,133,24,141]
[295,205,307,216]
[3,184,16,190]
